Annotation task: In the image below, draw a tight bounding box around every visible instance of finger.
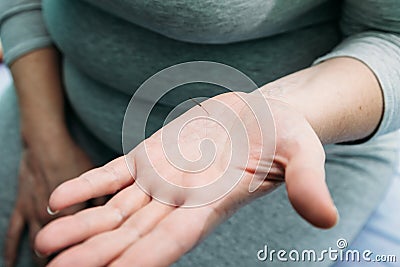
[31,175,52,224]
[48,156,134,212]
[110,206,218,267]
[35,206,124,257]
[285,137,338,229]
[4,206,25,267]
[35,184,149,256]
[47,200,174,267]
[27,220,46,267]
[29,220,48,266]
[20,155,51,224]
[28,220,42,248]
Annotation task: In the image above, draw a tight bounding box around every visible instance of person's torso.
[42,0,341,151]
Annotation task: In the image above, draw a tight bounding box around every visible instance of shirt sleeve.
[313,0,400,138]
[0,0,52,65]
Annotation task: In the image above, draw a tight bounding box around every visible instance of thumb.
[284,139,338,229]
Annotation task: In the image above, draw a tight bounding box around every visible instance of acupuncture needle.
[190,98,209,116]
[190,98,210,138]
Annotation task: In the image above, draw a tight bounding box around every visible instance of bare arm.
[10,47,71,146]
[261,57,383,144]
[5,48,94,267]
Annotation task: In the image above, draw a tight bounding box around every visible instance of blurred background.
[0,39,12,96]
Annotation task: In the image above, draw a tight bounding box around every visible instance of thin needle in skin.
[190,97,210,138]
[190,98,209,116]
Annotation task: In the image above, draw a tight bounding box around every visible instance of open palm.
[35,92,337,267]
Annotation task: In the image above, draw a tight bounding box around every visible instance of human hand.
[35,92,338,266]
[0,40,3,63]
[4,135,94,267]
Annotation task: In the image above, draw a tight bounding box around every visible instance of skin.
[3,48,103,267]
[25,54,382,266]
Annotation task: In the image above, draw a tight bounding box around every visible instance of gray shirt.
[0,0,399,152]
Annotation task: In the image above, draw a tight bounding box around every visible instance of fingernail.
[47,206,59,216]
[34,249,47,259]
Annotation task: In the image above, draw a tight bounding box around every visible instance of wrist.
[259,68,323,138]
[259,58,383,144]
[21,120,73,152]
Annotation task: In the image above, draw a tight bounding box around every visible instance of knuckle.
[108,205,126,223]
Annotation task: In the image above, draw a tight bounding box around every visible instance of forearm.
[260,57,383,144]
[10,47,70,146]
